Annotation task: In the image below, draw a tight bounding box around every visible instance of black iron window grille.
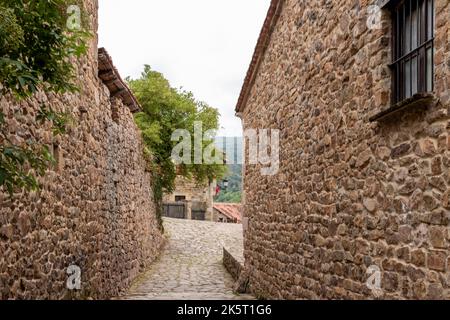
[390,0,435,104]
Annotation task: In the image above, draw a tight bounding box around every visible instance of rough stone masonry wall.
[241,0,450,299]
[163,176,210,203]
[0,0,163,299]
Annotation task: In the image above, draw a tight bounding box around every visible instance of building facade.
[163,176,216,221]
[237,0,449,299]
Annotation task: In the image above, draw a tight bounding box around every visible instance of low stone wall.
[223,247,242,281]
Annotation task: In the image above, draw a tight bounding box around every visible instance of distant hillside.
[214,137,243,203]
[214,163,242,203]
[215,136,243,165]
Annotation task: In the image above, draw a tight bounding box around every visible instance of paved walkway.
[120,218,254,300]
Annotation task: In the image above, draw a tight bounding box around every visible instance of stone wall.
[223,248,243,281]
[163,176,212,204]
[0,0,164,299]
[240,0,450,299]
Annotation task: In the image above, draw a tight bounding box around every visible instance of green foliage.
[0,143,53,195]
[0,0,91,98]
[214,164,242,203]
[37,104,73,135]
[214,190,241,203]
[0,6,24,53]
[129,66,227,219]
[0,0,88,194]
[0,106,74,196]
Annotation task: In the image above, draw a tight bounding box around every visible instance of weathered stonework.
[223,248,242,280]
[0,0,163,299]
[238,0,450,299]
[163,176,213,204]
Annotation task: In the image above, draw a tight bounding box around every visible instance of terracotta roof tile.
[213,203,242,223]
[98,48,141,113]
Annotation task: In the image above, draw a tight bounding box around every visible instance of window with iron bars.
[390,0,435,104]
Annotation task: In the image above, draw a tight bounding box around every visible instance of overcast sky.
[98,0,271,136]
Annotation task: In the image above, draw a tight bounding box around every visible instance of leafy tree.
[128,66,227,224]
[214,190,242,203]
[0,0,90,98]
[0,0,89,194]
[214,164,242,203]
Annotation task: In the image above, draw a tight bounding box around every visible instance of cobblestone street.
[120,218,254,300]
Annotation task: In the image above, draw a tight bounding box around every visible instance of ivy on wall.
[0,0,90,194]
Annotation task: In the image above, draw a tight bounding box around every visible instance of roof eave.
[98,47,142,113]
[235,0,284,114]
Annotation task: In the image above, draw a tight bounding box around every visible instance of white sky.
[98,0,271,136]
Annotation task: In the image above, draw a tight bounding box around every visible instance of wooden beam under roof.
[98,48,141,113]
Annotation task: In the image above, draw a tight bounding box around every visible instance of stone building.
[163,176,216,221]
[236,0,449,299]
[0,0,163,299]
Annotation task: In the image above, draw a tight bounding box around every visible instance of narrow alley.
[121,218,254,300]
